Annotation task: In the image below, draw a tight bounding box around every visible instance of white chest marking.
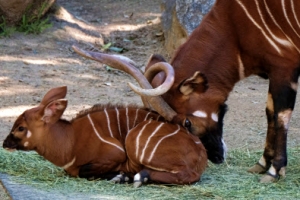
[62,157,76,170]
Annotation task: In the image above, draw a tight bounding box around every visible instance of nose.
[3,137,17,150]
[211,155,224,164]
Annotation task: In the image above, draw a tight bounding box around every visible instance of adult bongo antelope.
[3,86,207,187]
[72,0,300,182]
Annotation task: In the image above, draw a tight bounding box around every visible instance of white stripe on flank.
[255,0,293,48]
[87,114,124,152]
[264,0,300,53]
[156,115,162,121]
[147,125,180,162]
[126,107,129,132]
[135,120,153,159]
[237,54,245,80]
[140,122,164,163]
[282,0,300,39]
[291,0,300,29]
[62,157,76,170]
[133,108,139,127]
[115,107,122,138]
[144,111,151,121]
[104,108,113,138]
[235,0,282,54]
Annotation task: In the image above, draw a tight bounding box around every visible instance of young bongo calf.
[3,86,207,187]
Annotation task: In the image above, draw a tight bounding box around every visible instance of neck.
[171,3,243,102]
[36,120,75,167]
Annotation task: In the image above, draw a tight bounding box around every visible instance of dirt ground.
[1,0,300,179]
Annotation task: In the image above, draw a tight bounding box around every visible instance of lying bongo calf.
[3,86,207,187]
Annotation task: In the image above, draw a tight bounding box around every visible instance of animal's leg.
[110,172,133,183]
[133,168,200,188]
[249,74,298,183]
[247,94,275,174]
[79,162,121,180]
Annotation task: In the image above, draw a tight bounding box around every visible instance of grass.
[0,2,52,37]
[1,148,300,199]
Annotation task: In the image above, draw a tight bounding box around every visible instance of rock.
[0,0,56,26]
[161,0,215,55]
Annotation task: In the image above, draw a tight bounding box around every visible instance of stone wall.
[0,0,56,25]
[161,0,215,55]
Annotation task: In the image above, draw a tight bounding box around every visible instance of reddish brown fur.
[145,0,300,181]
[3,86,207,186]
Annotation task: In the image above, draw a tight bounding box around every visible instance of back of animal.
[125,120,207,177]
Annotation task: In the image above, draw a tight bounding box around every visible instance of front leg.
[249,75,298,183]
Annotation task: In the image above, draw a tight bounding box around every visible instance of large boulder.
[161,0,215,55]
[0,0,56,26]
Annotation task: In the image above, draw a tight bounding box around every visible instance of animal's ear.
[42,99,68,124]
[179,71,208,95]
[40,86,67,106]
[145,54,167,68]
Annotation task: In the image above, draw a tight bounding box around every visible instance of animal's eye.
[18,126,25,132]
[184,119,191,128]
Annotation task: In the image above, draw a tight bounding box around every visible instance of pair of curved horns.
[72,45,177,121]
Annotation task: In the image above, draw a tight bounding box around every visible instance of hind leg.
[248,73,298,182]
[133,168,200,188]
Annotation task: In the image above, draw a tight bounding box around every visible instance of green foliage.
[1,148,300,199]
[16,15,52,34]
[0,17,16,37]
[16,2,52,34]
[0,2,52,37]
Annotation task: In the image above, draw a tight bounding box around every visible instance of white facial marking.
[26,130,32,138]
[258,156,267,167]
[193,110,207,118]
[211,113,218,122]
[24,141,29,147]
[278,109,292,130]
